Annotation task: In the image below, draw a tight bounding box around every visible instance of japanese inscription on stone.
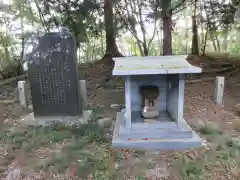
[26,30,82,116]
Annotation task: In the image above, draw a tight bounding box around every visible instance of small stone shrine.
[23,28,92,125]
[112,55,204,150]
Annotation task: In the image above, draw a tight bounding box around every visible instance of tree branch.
[171,0,187,12]
[116,2,146,55]
[147,18,157,51]
[34,0,49,32]
[115,4,144,45]
[137,0,147,47]
[172,0,195,15]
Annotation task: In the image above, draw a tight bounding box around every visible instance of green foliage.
[79,39,105,62]
[0,32,13,64]
[11,0,40,24]
[35,123,112,177]
[199,126,222,136]
[203,0,239,30]
[2,0,240,64]
[136,176,147,180]
[93,170,115,180]
[0,32,20,78]
[40,0,102,43]
[176,134,240,179]
[0,121,109,152]
[0,121,114,178]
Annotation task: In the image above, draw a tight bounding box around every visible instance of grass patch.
[199,126,222,136]
[42,138,114,178]
[33,123,112,178]
[0,153,15,173]
[134,150,145,157]
[136,176,147,180]
[176,135,240,179]
[92,106,105,115]
[0,122,109,152]
[0,120,114,178]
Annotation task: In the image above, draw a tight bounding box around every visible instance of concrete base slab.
[118,111,193,139]
[112,132,203,151]
[119,127,193,139]
[19,110,93,126]
[112,111,204,151]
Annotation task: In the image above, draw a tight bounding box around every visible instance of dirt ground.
[0,55,240,179]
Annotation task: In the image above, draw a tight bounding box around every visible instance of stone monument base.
[112,109,205,151]
[19,110,93,126]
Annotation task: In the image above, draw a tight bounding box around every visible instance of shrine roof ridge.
[112,55,202,75]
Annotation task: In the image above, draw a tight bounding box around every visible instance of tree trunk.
[136,40,144,56]
[16,5,25,76]
[104,0,122,58]
[100,30,104,55]
[34,0,49,32]
[191,15,199,55]
[215,33,221,52]
[162,0,172,55]
[202,30,208,56]
[157,30,161,55]
[18,37,24,75]
[137,3,148,56]
[200,0,204,54]
[210,33,217,52]
[223,30,228,52]
[208,0,220,52]
[143,43,148,56]
[191,0,199,55]
[185,13,188,53]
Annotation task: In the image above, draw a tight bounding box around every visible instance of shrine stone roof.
[112,55,202,76]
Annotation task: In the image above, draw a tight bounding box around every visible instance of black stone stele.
[26,30,82,117]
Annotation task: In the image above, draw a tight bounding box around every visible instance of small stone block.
[17,81,28,108]
[79,80,88,109]
[97,117,112,127]
[214,76,225,105]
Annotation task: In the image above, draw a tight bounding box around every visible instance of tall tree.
[151,0,192,55]
[104,0,122,57]
[162,0,172,55]
[191,0,199,55]
[201,0,239,52]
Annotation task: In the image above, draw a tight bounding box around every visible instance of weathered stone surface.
[97,117,112,127]
[142,110,159,119]
[19,110,93,127]
[113,55,202,75]
[0,100,15,104]
[145,167,169,179]
[18,81,28,108]
[25,30,83,117]
[110,104,120,109]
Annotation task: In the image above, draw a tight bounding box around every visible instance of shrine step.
[112,133,204,151]
[118,126,193,139]
[113,111,204,150]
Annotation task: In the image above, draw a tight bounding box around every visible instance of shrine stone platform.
[112,109,203,150]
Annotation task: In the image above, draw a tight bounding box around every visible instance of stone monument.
[112,55,204,150]
[22,28,92,125]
